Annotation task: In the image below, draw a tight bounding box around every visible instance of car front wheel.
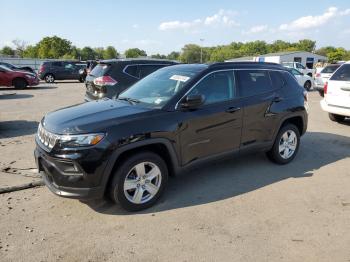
[109,151,168,211]
[44,74,55,83]
[267,124,300,165]
[13,78,27,89]
[304,80,312,91]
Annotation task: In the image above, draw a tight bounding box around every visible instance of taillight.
[315,73,321,77]
[93,76,117,86]
[324,82,328,94]
[38,65,45,73]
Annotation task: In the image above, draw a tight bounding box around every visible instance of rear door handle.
[226,107,241,113]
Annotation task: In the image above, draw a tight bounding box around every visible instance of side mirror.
[180,94,204,109]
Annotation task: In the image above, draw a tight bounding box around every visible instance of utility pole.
[200,38,205,63]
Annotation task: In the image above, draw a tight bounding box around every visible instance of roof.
[209,61,285,70]
[100,58,178,64]
[257,51,327,58]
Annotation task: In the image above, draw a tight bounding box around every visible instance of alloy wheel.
[279,130,297,159]
[123,162,162,204]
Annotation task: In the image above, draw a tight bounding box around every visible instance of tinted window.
[270,71,285,89]
[321,65,340,74]
[330,64,350,81]
[52,62,63,67]
[139,65,166,78]
[296,63,305,69]
[282,71,299,87]
[124,65,140,78]
[90,64,110,77]
[236,70,273,97]
[189,71,234,105]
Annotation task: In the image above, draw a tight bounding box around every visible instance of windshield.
[283,62,293,68]
[119,66,200,108]
[0,65,12,71]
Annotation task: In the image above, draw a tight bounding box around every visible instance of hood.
[42,99,154,134]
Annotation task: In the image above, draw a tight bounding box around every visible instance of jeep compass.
[35,62,308,211]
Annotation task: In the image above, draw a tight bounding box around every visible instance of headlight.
[58,133,105,148]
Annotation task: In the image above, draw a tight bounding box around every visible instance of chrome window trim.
[123,64,172,79]
[174,68,289,110]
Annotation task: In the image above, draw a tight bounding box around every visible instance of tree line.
[1,36,349,63]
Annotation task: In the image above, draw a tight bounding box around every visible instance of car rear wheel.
[266,124,300,165]
[108,151,168,211]
[318,90,324,97]
[328,113,345,123]
[44,74,55,83]
[13,78,27,89]
[304,80,312,91]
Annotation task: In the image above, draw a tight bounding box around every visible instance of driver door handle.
[226,107,241,113]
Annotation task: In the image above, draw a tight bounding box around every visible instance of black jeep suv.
[38,61,87,83]
[84,59,178,101]
[35,62,308,211]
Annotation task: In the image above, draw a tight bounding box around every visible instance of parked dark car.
[35,62,308,211]
[84,59,178,101]
[38,61,86,83]
[79,60,99,83]
[0,65,39,88]
[0,62,35,74]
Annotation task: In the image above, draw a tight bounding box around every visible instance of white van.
[320,62,350,122]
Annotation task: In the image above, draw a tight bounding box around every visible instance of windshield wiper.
[118,97,140,104]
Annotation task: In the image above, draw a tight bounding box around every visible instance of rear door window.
[236,70,274,97]
[330,64,350,81]
[52,62,63,67]
[269,71,286,89]
[321,65,340,74]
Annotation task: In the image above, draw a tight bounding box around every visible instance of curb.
[0,180,44,194]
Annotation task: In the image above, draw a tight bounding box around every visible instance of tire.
[44,74,55,83]
[307,73,313,77]
[79,77,84,83]
[318,90,324,97]
[266,124,300,165]
[328,113,345,123]
[13,78,27,89]
[108,151,168,211]
[304,80,312,91]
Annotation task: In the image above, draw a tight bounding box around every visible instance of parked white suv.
[282,62,314,77]
[320,62,350,122]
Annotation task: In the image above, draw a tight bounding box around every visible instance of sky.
[1,0,350,55]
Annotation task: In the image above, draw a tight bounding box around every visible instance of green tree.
[12,39,28,57]
[296,39,316,52]
[151,53,167,59]
[125,48,147,58]
[0,46,15,56]
[80,47,96,60]
[94,47,105,59]
[328,48,347,63]
[167,51,180,61]
[103,46,118,59]
[22,45,39,58]
[179,44,202,63]
[37,36,72,58]
[239,41,268,56]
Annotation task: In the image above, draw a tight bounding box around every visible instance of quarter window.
[124,65,140,78]
[236,70,273,97]
[139,65,167,78]
[189,71,235,105]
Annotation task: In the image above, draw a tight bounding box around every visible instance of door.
[50,62,65,80]
[326,64,350,108]
[289,68,304,86]
[0,68,11,86]
[235,69,281,147]
[179,70,243,165]
[63,62,79,79]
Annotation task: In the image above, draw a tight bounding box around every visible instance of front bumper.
[34,141,110,200]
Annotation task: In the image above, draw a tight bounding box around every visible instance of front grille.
[37,123,59,150]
